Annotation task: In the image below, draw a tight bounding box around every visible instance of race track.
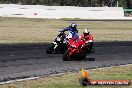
[0,41,132,82]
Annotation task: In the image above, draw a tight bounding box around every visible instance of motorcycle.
[63,38,88,61]
[46,31,68,54]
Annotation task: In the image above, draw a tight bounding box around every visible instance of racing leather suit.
[79,34,94,53]
[61,26,78,40]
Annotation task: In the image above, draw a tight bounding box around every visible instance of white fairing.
[56,37,61,41]
[53,42,57,44]
[85,40,93,43]
[79,36,81,39]
[63,32,72,43]
[88,40,93,42]
[54,44,58,49]
[66,32,72,39]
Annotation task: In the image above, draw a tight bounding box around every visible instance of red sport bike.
[63,38,88,61]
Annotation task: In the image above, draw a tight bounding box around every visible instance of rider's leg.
[89,42,95,53]
[86,42,95,53]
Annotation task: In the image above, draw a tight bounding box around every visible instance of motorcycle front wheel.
[46,44,55,54]
[63,49,71,61]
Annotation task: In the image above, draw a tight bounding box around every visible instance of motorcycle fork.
[53,42,58,49]
[69,48,74,56]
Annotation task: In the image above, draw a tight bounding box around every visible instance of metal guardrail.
[124,9,132,11]
[124,9,132,14]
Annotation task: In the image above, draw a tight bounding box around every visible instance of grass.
[0,64,132,88]
[0,17,132,44]
[0,17,132,88]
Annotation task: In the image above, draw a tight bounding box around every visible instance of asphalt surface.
[0,41,132,82]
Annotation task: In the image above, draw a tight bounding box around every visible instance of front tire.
[63,49,71,61]
[46,44,55,54]
[81,54,86,60]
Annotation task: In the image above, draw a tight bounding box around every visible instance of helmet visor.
[74,25,77,27]
[84,33,89,36]
[71,23,77,27]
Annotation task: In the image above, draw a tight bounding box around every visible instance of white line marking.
[0,64,131,84]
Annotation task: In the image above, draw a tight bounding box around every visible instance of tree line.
[0,0,132,8]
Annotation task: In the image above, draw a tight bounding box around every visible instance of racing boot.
[87,46,95,54]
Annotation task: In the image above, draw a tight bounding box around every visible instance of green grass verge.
[0,64,132,88]
[0,17,132,44]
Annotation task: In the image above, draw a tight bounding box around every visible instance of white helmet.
[83,29,90,36]
[71,23,77,28]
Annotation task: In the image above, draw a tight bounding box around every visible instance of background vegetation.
[0,0,132,8]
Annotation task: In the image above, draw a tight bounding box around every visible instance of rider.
[60,23,78,40]
[79,29,95,53]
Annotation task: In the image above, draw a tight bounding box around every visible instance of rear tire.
[63,49,71,61]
